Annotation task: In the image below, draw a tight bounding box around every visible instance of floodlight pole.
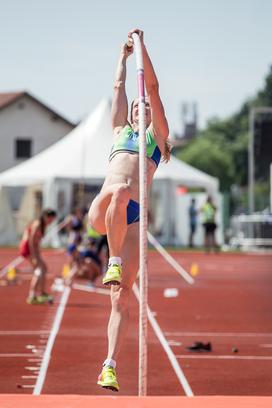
[248,107,272,214]
[270,164,272,213]
[248,109,255,215]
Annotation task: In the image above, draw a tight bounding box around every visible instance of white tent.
[0,98,219,245]
[0,186,17,245]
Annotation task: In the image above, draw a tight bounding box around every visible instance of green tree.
[177,133,234,191]
[175,64,272,197]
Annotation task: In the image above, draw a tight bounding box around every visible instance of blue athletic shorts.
[127,199,140,225]
[80,249,101,267]
[67,243,77,255]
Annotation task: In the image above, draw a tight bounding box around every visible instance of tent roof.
[155,155,218,190]
[0,99,218,192]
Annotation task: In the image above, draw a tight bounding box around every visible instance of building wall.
[0,94,74,172]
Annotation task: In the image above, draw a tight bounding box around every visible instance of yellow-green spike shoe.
[97,365,119,392]
[102,264,122,286]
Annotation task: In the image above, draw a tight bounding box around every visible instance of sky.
[1,0,272,134]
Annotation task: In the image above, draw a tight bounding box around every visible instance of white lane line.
[133,284,193,397]
[0,331,50,335]
[168,340,182,346]
[176,355,272,361]
[25,367,40,371]
[22,376,37,379]
[0,256,24,278]
[165,332,272,338]
[33,286,71,395]
[147,232,194,285]
[0,353,34,357]
[72,283,110,296]
[27,359,42,363]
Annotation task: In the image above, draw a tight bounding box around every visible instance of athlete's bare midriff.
[101,151,156,201]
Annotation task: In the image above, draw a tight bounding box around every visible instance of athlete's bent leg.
[105,184,130,258]
[89,184,131,285]
[88,183,130,235]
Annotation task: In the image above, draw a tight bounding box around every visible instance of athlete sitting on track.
[77,238,103,285]
[88,28,170,392]
[64,237,103,287]
[19,209,57,305]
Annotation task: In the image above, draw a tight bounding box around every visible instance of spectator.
[188,198,197,248]
[200,196,218,253]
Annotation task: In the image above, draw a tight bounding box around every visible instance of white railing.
[229,214,272,248]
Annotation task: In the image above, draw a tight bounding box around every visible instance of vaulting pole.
[131,32,148,396]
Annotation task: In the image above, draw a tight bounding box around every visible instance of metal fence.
[229,214,272,248]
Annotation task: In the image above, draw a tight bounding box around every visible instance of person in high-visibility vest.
[88,28,170,392]
[200,196,218,252]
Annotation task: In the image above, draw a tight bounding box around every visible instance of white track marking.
[168,340,182,346]
[0,353,34,357]
[165,332,272,338]
[0,256,24,278]
[72,283,110,296]
[22,375,37,379]
[33,286,71,395]
[0,331,49,335]
[148,232,194,285]
[176,355,272,361]
[133,284,194,396]
[260,344,272,348]
[27,359,42,363]
[25,367,40,371]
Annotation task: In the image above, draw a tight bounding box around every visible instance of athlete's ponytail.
[162,138,171,163]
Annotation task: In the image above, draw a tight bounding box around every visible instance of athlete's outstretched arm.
[128,29,169,144]
[111,43,133,134]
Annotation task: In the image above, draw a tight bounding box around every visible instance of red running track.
[1,395,272,408]
[0,248,272,397]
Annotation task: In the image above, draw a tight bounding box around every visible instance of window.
[17,102,25,110]
[15,139,32,159]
